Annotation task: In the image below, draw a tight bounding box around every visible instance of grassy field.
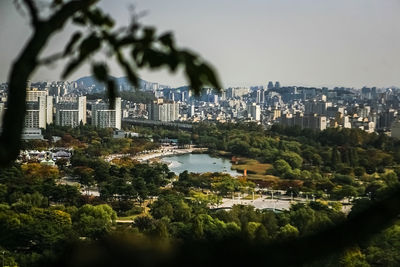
[117,214,141,221]
[230,158,282,187]
[117,202,151,221]
[231,158,273,175]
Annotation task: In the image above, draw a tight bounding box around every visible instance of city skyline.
[1,0,400,88]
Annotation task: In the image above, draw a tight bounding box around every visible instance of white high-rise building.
[25,95,53,129]
[26,88,48,101]
[256,89,265,104]
[148,98,179,122]
[55,96,86,127]
[189,104,195,117]
[91,97,121,129]
[247,103,261,121]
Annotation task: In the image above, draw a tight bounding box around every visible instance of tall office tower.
[169,91,175,101]
[189,104,195,117]
[148,98,179,122]
[267,81,274,89]
[256,89,265,104]
[261,89,265,103]
[256,90,261,104]
[371,87,377,99]
[247,103,261,121]
[91,97,121,129]
[377,109,396,130]
[55,96,87,127]
[274,81,281,89]
[211,94,219,104]
[219,89,226,101]
[25,96,53,129]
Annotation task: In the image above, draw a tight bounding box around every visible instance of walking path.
[218,196,292,211]
[105,146,207,163]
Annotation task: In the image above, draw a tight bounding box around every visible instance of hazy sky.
[1,0,400,88]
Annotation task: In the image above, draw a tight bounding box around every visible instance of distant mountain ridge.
[75,76,170,93]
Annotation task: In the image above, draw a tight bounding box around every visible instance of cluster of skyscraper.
[0,78,399,139]
[0,81,122,139]
[129,81,400,137]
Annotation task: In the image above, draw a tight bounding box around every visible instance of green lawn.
[231,158,273,175]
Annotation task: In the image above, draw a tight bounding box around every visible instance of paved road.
[218,196,292,211]
[218,195,353,214]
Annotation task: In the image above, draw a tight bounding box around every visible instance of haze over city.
[1,0,400,88]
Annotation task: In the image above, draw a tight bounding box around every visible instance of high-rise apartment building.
[148,98,179,122]
[304,100,331,115]
[26,88,48,101]
[279,113,326,131]
[91,97,121,129]
[247,103,261,121]
[55,96,86,127]
[25,96,53,129]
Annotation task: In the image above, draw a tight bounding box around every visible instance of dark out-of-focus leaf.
[62,59,81,80]
[86,8,103,25]
[79,34,101,56]
[92,62,118,109]
[103,16,115,28]
[63,31,82,56]
[142,27,155,43]
[142,49,167,68]
[131,46,142,63]
[117,52,139,87]
[72,14,87,25]
[51,0,64,7]
[62,34,101,79]
[92,63,108,82]
[158,32,174,48]
[199,63,221,90]
[86,8,115,28]
[166,52,180,71]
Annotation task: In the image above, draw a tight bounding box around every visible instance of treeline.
[1,161,399,266]
[190,122,400,200]
[2,122,400,266]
